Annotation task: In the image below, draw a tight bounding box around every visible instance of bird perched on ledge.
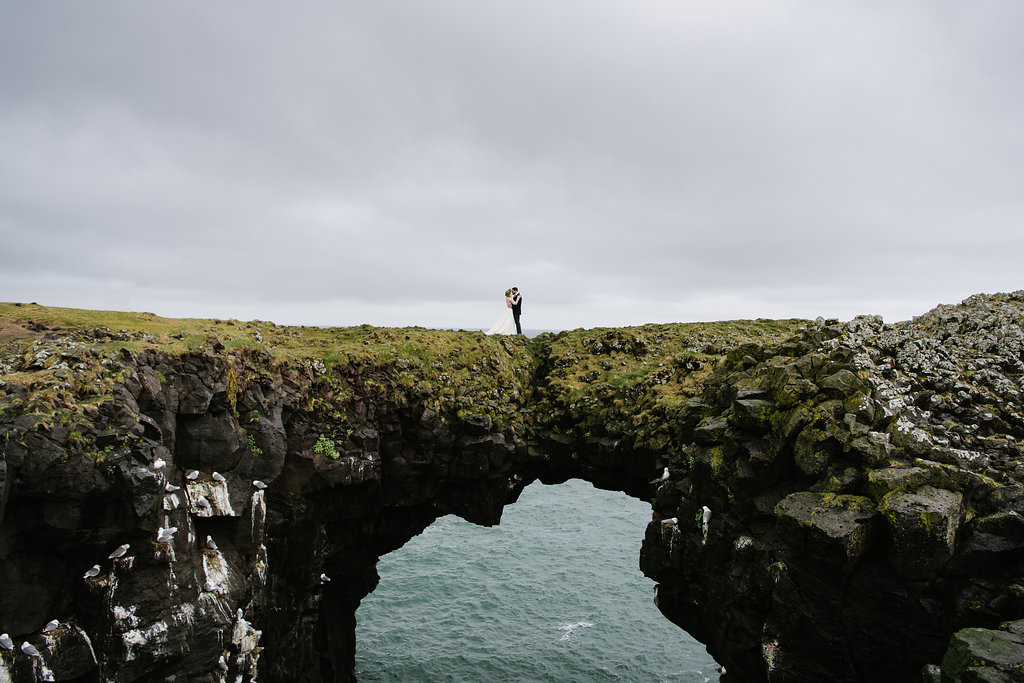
[108,543,130,559]
[650,467,671,485]
[701,505,712,544]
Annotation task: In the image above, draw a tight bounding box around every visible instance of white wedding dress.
[485,297,517,335]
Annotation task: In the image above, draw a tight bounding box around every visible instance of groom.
[510,287,522,335]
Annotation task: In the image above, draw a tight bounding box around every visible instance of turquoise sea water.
[355,479,720,682]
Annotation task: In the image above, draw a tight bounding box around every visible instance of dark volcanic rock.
[640,292,1024,682]
[1,292,1023,681]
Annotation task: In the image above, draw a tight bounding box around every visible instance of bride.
[485,289,517,335]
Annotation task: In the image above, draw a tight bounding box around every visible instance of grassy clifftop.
[0,301,809,426]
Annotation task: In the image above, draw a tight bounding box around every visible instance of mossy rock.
[728,398,775,433]
[941,627,1024,680]
[866,466,932,501]
[774,491,878,567]
[817,369,864,398]
[880,485,964,580]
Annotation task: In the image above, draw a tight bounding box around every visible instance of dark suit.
[511,292,522,334]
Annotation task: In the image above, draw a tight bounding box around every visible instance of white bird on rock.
[152,458,166,470]
[217,655,228,671]
[252,480,267,490]
[660,467,670,481]
[41,620,58,633]
[203,581,217,592]
[157,527,178,543]
[186,470,199,480]
[660,517,678,525]
[108,543,130,559]
[165,483,181,493]
[206,535,218,550]
[196,496,211,509]
[319,573,331,584]
[83,564,101,579]
[20,641,41,657]
[212,471,226,482]
[701,505,712,544]
[0,633,13,650]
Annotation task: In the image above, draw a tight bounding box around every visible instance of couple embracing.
[485,287,522,336]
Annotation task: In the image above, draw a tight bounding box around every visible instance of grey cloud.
[2,1,1022,330]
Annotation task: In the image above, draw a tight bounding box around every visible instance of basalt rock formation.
[638,294,1024,682]
[1,293,1022,682]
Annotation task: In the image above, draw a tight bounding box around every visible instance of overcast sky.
[2,2,1022,331]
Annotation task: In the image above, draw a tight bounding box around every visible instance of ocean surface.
[355,478,720,682]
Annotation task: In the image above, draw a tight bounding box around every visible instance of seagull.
[212,472,226,482]
[165,483,181,492]
[252,480,267,490]
[152,458,166,469]
[195,496,211,509]
[157,527,178,543]
[701,505,712,544]
[217,655,228,671]
[660,517,678,525]
[20,641,41,657]
[83,565,101,579]
[319,573,331,584]
[186,470,199,480]
[205,535,218,550]
[236,609,244,621]
[660,467,670,481]
[0,633,13,650]
[203,581,217,592]
[108,543,130,559]
[42,620,58,633]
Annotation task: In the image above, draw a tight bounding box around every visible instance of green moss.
[226,366,241,414]
[708,446,727,479]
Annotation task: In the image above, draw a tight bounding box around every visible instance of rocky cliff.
[0,294,1022,682]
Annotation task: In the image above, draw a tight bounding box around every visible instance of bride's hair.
[505,289,512,296]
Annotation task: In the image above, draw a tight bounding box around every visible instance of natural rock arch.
[1,294,1023,681]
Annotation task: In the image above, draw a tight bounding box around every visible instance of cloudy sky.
[2,2,1021,331]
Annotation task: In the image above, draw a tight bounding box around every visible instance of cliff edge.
[0,293,1021,682]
